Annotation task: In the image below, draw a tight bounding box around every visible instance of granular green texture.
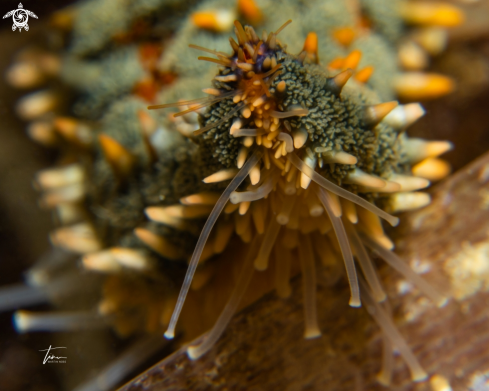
[196,52,406,192]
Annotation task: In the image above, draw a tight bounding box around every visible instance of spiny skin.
[146,21,448,366]
[29,3,415,333]
[200,54,408,191]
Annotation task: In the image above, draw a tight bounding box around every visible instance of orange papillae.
[191,11,234,32]
[343,49,362,70]
[355,66,374,83]
[328,57,344,70]
[238,0,263,24]
[395,73,455,101]
[98,134,135,179]
[401,3,464,27]
[328,51,374,85]
[302,32,319,64]
[53,117,92,148]
[332,27,356,47]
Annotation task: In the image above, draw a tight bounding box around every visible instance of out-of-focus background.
[0,2,118,390]
[1,1,489,390]
[1,2,73,390]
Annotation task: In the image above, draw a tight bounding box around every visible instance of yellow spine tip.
[191,10,234,32]
[237,0,263,24]
[401,3,465,27]
[332,27,356,47]
[395,73,455,101]
[343,49,362,70]
[328,57,344,70]
[98,134,135,178]
[354,66,374,83]
[303,32,318,54]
